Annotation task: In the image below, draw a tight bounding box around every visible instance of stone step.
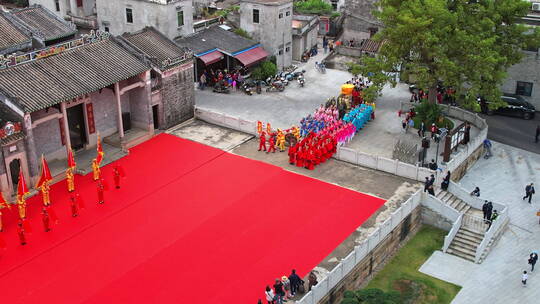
[449,197,460,209]
[453,237,480,250]
[435,188,442,197]
[441,192,452,203]
[455,200,467,212]
[457,230,484,242]
[461,205,472,214]
[460,226,486,237]
[447,247,476,262]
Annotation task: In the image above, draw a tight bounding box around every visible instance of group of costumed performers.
[288,132,337,170]
[343,104,375,131]
[257,121,299,153]
[0,134,125,248]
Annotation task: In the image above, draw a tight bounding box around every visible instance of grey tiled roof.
[0,131,24,146]
[13,5,77,41]
[174,26,257,55]
[0,12,31,53]
[0,38,150,113]
[123,27,189,68]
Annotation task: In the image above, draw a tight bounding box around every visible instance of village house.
[175,25,268,81]
[239,0,293,70]
[0,29,194,197]
[291,14,319,61]
[95,0,194,40]
[29,0,98,29]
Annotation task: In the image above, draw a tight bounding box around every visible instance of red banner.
[59,118,65,146]
[86,103,95,134]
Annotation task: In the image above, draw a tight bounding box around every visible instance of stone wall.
[421,206,453,231]
[161,62,195,129]
[317,205,423,304]
[33,118,63,158]
[450,144,484,182]
[91,89,120,137]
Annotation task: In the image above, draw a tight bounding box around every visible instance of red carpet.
[0,134,384,304]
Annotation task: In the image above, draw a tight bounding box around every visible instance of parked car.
[479,94,536,120]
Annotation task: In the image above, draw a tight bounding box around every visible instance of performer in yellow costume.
[276,130,286,152]
[66,167,75,192]
[291,126,300,139]
[41,181,51,206]
[92,159,100,181]
[17,197,26,220]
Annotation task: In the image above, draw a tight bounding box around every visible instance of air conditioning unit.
[532,3,540,12]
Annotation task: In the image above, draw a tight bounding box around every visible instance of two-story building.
[96,0,194,40]
[240,0,293,69]
[29,0,98,29]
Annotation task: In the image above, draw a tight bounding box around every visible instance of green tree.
[294,0,334,16]
[346,62,363,77]
[251,61,277,80]
[360,0,540,110]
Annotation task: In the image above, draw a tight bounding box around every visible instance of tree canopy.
[294,0,335,16]
[360,0,540,110]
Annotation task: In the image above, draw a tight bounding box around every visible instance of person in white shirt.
[265,286,276,304]
[522,271,528,286]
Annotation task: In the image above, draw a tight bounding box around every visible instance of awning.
[198,50,224,65]
[234,47,268,67]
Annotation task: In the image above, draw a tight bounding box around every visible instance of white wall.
[96,0,193,40]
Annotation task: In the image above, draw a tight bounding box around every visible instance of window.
[286,11,290,16]
[278,49,283,55]
[516,81,533,97]
[285,46,290,52]
[252,9,259,23]
[279,13,283,19]
[76,0,83,7]
[126,8,133,24]
[104,27,110,32]
[177,11,184,26]
[55,0,60,12]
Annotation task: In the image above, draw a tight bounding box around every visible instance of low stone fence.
[334,147,435,182]
[296,190,423,304]
[194,108,258,136]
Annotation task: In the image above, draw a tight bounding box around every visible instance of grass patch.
[363,226,461,304]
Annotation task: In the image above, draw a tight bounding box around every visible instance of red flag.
[95,134,104,165]
[17,168,28,199]
[67,148,76,169]
[35,155,52,189]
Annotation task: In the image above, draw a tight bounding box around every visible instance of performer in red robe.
[267,133,276,153]
[296,147,304,167]
[113,165,125,189]
[70,194,79,217]
[17,221,26,245]
[288,144,296,164]
[258,131,267,151]
[306,150,315,170]
[97,180,105,204]
[41,207,50,232]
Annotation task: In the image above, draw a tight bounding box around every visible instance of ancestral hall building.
[0,29,194,196]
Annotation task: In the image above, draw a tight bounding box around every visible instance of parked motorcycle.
[242,83,253,95]
[213,84,230,93]
[298,75,305,87]
[266,81,285,92]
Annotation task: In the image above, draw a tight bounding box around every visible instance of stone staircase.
[446,226,484,262]
[435,189,471,214]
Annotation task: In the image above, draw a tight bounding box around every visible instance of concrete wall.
[96,0,194,40]
[29,0,67,18]
[240,0,293,69]
[421,205,454,231]
[501,50,540,109]
[160,61,195,129]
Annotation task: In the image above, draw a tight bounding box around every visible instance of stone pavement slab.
[420,141,540,304]
[419,250,478,286]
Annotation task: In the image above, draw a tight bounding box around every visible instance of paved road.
[481,113,540,154]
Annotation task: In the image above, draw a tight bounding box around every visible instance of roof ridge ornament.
[0,30,111,70]
[161,50,193,68]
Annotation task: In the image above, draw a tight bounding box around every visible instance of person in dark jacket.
[485,202,493,224]
[470,187,480,197]
[482,200,489,221]
[288,269,302,296]
[424,177,430,193]
[529,252,539,272]
[441,171,450,190]
[273,279,285,304]
[523,183,535,204]
[429,159,438,171]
